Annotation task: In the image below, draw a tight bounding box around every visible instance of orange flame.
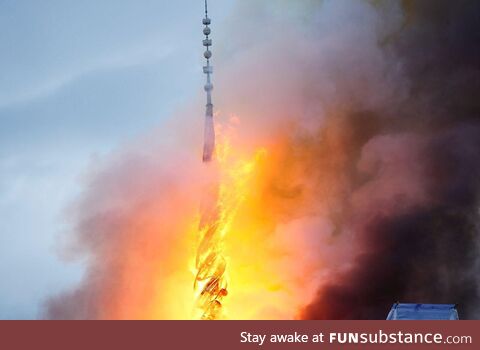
[193,132,266,319]
[115,115,332,320]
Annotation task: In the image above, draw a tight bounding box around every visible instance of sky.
[0,0,235,319]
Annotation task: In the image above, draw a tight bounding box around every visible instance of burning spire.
[202,0,215,162]
[194,0,228,320]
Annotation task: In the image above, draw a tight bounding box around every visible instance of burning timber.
[194,0,227,320]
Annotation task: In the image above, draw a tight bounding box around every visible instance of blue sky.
[0,0,235,319]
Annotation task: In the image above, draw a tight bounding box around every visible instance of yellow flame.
[146,117,324,320]
[194,133,266,319]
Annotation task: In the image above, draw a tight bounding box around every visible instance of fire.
[97,117,325,320]
[188,118,323,320]
[41,112,334,320]
[193,130,266,319]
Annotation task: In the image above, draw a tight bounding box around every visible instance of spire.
[202,0,215,162]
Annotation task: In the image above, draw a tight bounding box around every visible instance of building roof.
[386,303,459,320]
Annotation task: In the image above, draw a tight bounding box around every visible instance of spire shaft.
[202,0,215,163]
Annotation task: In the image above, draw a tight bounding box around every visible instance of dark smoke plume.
[302,0,480,319]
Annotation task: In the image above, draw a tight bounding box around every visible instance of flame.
[139,118,330,320]
[193,133,266,319]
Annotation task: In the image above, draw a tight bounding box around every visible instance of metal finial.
[205,0,208,16]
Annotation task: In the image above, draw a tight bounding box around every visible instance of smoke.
[298,0,480,319]
[45,0,480,319]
